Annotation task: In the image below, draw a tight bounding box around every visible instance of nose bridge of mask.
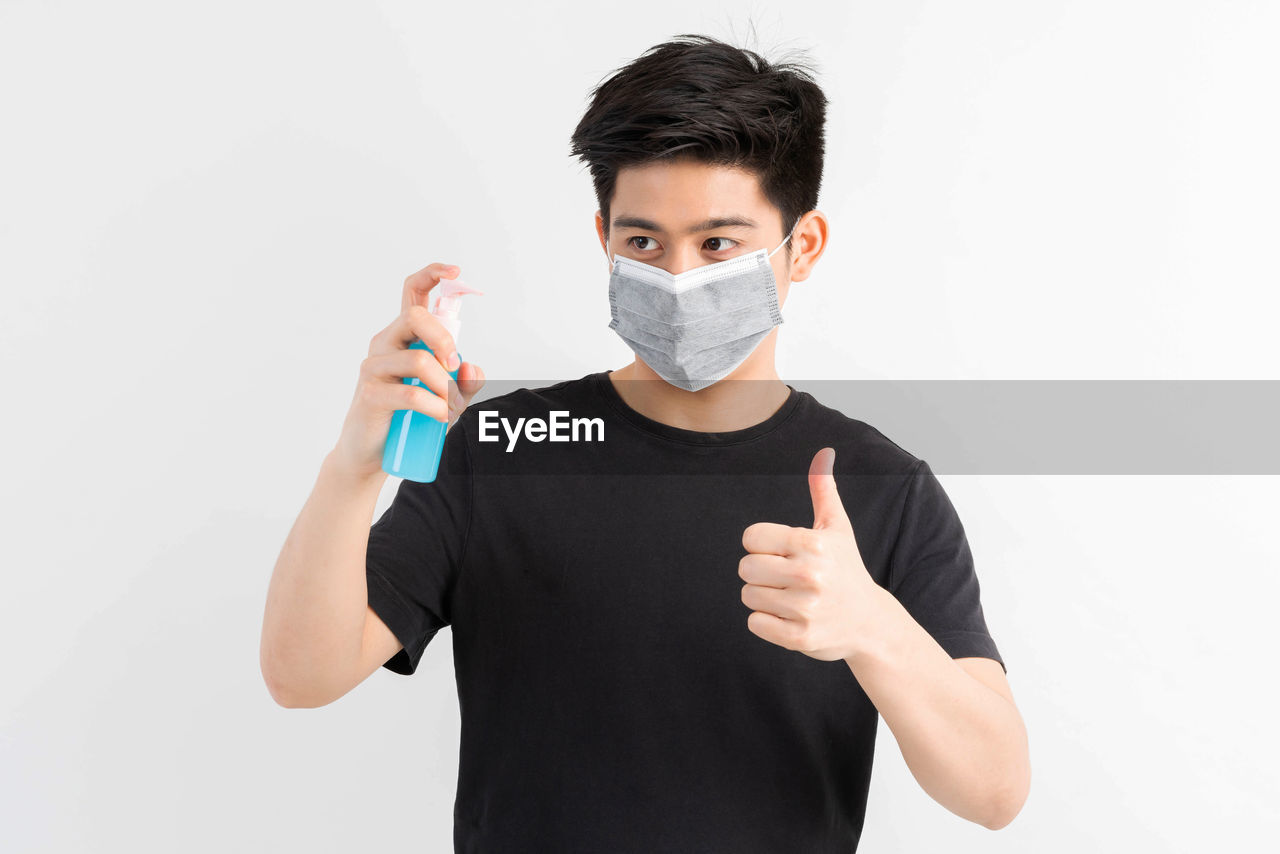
[607,220,798,271]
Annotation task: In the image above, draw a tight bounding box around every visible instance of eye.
[626,236,660,251]
[624,236,741,253]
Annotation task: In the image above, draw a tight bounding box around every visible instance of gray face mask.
[606,223,796,392]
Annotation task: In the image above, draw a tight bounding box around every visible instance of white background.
[2,1,1277,851]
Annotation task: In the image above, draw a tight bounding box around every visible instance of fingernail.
[449,353,461,370]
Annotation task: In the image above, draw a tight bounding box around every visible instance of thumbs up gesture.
[739,447,880,662]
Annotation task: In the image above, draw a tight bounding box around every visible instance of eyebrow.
[611,214,759,234]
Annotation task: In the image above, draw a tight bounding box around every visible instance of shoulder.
[794,389,924,479]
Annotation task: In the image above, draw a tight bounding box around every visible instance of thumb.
[809,447,852,532]
[456,362,486,400]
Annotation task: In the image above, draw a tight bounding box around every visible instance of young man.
[263,34,1029,853]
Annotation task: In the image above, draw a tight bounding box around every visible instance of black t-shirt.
[365,370,1003,853]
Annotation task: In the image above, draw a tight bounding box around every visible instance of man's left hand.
[739,447,883,662]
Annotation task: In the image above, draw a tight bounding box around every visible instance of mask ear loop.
[768,221,801,286]
[767,220,800,260]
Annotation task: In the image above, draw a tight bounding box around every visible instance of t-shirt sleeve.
[885,459,1006,673]
[365,418,474,676]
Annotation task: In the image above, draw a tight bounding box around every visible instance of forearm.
[260,449,387,705]
[845,587,1029,829]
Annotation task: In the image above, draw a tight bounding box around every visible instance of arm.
[260,451,397,708]
[846,588,1030,829]
[260,262,486,706]
[740,450,1029,829]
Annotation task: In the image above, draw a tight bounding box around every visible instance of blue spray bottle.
[382,275,483,482]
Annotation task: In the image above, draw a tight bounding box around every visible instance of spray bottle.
[382,275,483,482]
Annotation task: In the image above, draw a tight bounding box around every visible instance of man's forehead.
[611,160,768,216]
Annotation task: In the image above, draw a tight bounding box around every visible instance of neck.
[607,332,790,433]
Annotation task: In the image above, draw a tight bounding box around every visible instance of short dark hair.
[569,34,828,256]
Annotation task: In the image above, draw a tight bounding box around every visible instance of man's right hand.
[331,262,487,480]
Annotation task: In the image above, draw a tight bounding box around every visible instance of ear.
[596,210,614,262]
[787,210,830,284]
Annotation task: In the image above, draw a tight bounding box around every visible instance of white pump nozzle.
[431,276,484,345]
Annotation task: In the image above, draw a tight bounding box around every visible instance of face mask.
[606,222,796,392]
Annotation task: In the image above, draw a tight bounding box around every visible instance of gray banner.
[466,379,1280,474]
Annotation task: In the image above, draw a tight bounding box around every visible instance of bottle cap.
[433,276,484,321]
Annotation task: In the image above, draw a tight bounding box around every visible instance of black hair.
[569,33,828,257]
